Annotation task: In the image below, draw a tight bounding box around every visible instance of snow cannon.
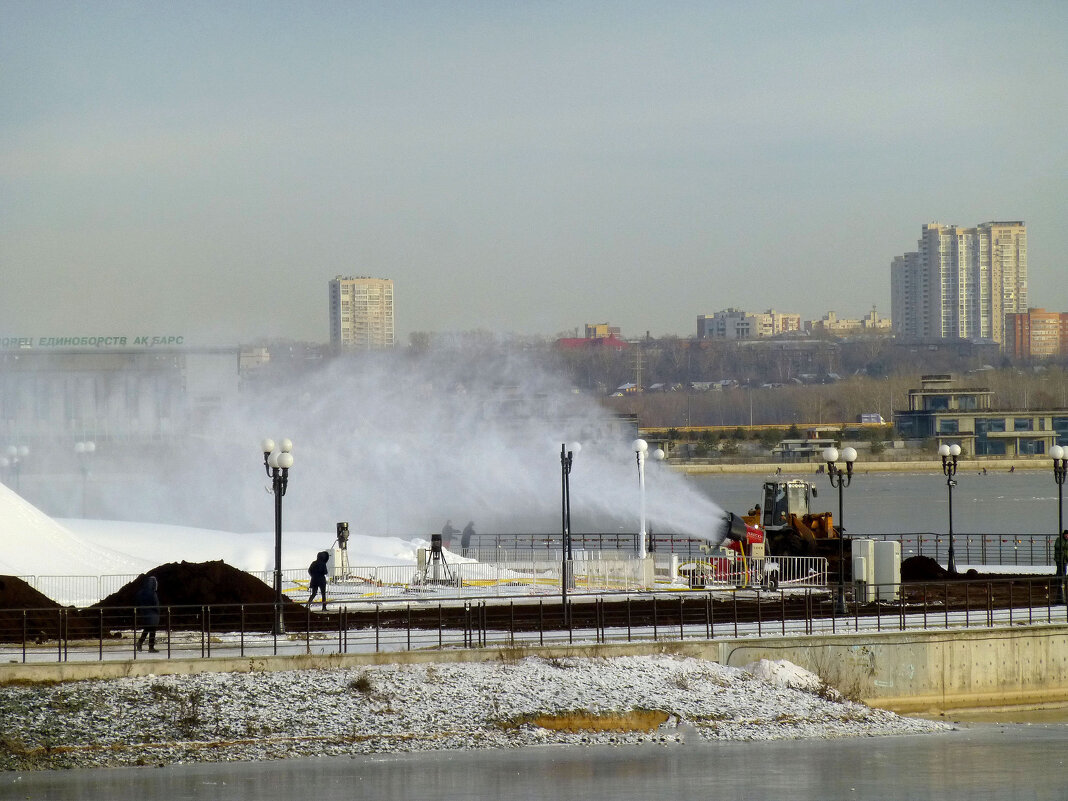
[714,511,766,555]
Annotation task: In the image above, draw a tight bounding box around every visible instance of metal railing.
[868,532,1057,567]
[3,576,1065,665]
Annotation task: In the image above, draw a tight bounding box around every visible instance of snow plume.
[85,339,728,543]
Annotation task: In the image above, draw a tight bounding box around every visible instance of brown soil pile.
[0,575,98,643]
[900,555,951,582]
[94,560,286,608]
[0,575,62,611]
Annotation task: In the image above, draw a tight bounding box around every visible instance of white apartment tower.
[329,276,395,349]
[890,221,1027,345]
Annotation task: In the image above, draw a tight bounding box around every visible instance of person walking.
[461,521,475,557]
[1055,529,1068,604]
[134,575,160,653]
[308,550,329,610]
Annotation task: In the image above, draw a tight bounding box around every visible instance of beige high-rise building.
[329,276,395,349]
[890,221,1027,346]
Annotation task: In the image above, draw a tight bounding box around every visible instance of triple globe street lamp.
[560,442,580,625]
[938,443,962,575]
[1051,444,1066,603]
[75,440,96,517]
[2,445,29,492]
[822,446,857,615]
[261,438,294,635]
[632,439,665,559]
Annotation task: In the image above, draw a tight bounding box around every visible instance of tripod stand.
[420,533,454,584]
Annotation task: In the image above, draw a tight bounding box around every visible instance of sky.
[2,1,1066,345]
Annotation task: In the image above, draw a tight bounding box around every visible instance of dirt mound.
[0,575,62,611]
[901,555,950,582]
[94,560,291,608]
[0,575,99,643]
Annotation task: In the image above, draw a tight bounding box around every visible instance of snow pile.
[0,655,948,770]
[0,481,424,576]
[0,484,152,576]
[746,658,828,695]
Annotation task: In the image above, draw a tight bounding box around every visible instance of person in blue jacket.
[134,575,160,653]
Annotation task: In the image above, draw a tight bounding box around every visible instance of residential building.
[329,276,395,350]
[1005,308,1068,360]
[894,374,1068,456]
[697,309,800,340]
[890,221,1028,347]
[584,323,621,340]
[807,307,891,336]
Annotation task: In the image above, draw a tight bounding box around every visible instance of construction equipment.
[742,478,839,558]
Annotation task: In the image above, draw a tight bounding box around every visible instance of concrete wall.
[3,626,1067,714]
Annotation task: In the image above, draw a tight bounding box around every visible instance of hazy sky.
[2,1,1065,345]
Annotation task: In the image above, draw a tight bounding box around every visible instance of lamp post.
[823,445,857,615]
[938,443,961,574]
[560,442,579,625]
[75,441,96,517]
[633,438,649,558]
[1051,444,1066,603]
[4,445,29,493]
[261,437,294,635]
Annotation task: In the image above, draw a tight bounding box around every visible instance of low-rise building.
[894,374,1068,456]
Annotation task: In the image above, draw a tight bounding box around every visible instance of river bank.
[0,654,946,771]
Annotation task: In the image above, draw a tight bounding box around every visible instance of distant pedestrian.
[441,520,459,548]
[308,550,329,610]
[1055,530,1068,578]
[1055,530,1068,604]
[461,521,475,557]
[134,575,160,653]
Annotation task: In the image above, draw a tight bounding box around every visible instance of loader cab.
[761,480,817,529]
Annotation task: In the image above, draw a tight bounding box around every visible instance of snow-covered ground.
[0,654,949,770]
[1,482,422,577]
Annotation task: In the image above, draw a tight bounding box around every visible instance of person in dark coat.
[308,550,329,610]
[134,575,160,653]
[461,521,475,557]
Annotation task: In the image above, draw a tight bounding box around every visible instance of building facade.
[1005,308,1068,360]
[890,221,1027,347]
[893,374,1068,456]
[697,309,800,340]
[329,276,395,350]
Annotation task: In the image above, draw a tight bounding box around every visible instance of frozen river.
[6,724,1067,801]
[691,468,1064,536]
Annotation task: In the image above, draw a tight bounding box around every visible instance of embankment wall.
[3,625,1066,715]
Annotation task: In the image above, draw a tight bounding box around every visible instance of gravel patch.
[0,655,948,770]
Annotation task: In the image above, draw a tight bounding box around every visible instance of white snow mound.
[745,659,826,693]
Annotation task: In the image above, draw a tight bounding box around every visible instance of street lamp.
[938,443,961,574]
[823,445,857,614]
[1051,444,1066,602]
[560,442,580,624]
[261,437,294,634]
[633,438,650,558]
[4,445,29,493]
[75,441,96,517]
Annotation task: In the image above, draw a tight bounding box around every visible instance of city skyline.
[2,2,1066,345]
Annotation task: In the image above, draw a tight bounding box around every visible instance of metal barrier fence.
[14,556,828,606]
[2,576,1066,664]
[867,533,1057,567]
[454,532,1060,565]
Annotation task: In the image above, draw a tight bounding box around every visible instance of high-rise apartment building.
[329,276,395,349]
[890,221,1027,346]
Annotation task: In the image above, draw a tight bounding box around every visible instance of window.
[1014,418,1033,431]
